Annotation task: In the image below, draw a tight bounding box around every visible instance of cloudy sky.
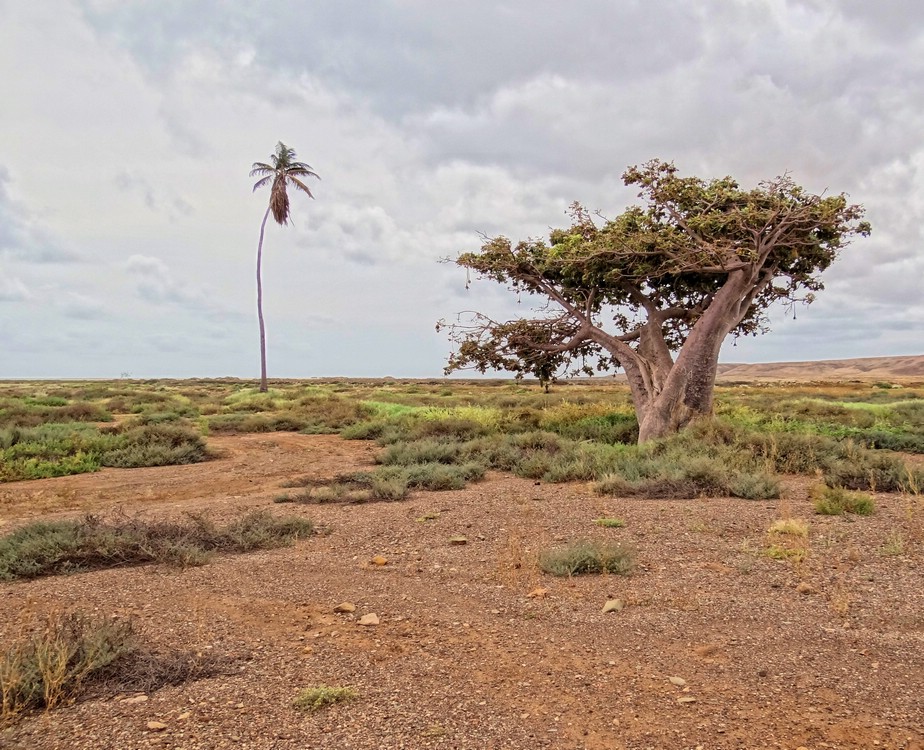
[1,1,921,379]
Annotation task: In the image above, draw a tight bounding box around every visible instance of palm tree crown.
[250,142,319,225]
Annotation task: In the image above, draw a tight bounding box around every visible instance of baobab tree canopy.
[440,160,870,442]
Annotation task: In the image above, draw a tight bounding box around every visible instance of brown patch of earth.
[1,433,923,749]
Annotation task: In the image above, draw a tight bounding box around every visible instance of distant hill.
[716,354,924,382]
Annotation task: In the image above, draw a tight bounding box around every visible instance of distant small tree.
[440,160,869,442]
[250,142,320,392]
[438,315,592,392]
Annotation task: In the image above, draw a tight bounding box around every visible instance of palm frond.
[287,176,316,198]
[250,162,274,177]
[251,175,273,192]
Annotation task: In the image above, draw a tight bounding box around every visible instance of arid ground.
[2,419,923,750]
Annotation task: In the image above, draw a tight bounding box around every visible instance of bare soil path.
[2,433,922,750]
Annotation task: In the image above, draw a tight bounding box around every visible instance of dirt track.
[2,433,923,750]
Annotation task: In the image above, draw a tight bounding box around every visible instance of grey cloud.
[0,167,80,263]
[79,1,705,118]
[59,292,109,320]
[114,171,195,219]
[124,254,224,316]
[0,276,32,302]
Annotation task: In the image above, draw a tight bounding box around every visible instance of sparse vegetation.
[594,517,626,528]
[1,380,921,505]
[538,539,635,577]
[292,685,357,712]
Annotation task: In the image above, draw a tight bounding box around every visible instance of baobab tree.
[250,141,320,392]
[439,160,869,442]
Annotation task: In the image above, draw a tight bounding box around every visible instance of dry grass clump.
[0,612,233,727]
[768,518,809,537]
[539,539,635,577]
[0,511,315,581]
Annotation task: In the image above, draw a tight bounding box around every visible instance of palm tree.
[250,142,319,392]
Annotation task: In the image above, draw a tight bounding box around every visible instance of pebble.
[358,613,380,626]
[669,676,687,686]
[449,536,468,545]
[602,599,624,614]
[121,695,148,704]
[527,588,548,599]
[371,555,388,566]
[146,721,168,731]
[677,696,697,704]
[334,602,356,613]
[796,582,816,595]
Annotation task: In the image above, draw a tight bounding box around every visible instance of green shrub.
[377,438,463,466]
[730,472,782,500]
[292,685,357,712]
[100,425,208,468]
[539,539,635,577]
[812,485,875,516]
[594,518,625,528]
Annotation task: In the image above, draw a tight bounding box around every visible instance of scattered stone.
[177,712,191,720]
[796,582,816,595]
[358,613,380,626]
[677,696,697,704]
[527,587,548,599]
[371,555,388,566]
[602,599,624,614]
[334,602,356,613]
[146,721,168,731]
[121,694,148,704]
[669,676,687,687]
[448,536,468,545]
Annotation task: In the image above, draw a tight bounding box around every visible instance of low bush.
[0,510,315,581]
[812,485,875,516]
[539,539,635,577]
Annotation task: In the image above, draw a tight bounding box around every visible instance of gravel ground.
[1,433,922,750]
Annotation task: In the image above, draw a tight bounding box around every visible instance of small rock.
[669,676,687,687]
[334,602,356,613]
[677,696,697,704]
[177,712,191,720]
[448,536,468,545]
[371,555,388,566]
[358,613,380,626]
[602,599,624,614]
[796,582,815,595]
[146,721,168,731]
[121,694,148,704]
[527,587,548,599]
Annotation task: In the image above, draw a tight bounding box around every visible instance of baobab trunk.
[630,287,741,443]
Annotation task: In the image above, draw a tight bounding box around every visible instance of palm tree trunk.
[256,206,271,393]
